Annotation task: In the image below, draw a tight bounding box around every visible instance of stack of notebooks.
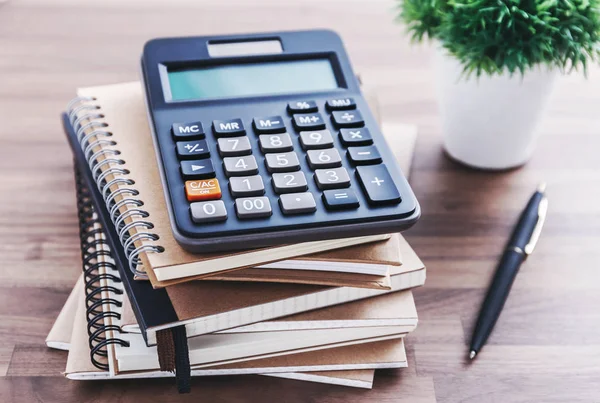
[46,82,426,392]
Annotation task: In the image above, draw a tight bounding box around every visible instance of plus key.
[356,165,401,205]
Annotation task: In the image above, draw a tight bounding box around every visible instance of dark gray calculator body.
[141,30,420,253]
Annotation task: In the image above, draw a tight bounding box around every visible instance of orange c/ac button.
[185,179,222,202]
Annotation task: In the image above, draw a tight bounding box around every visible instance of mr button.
[185,179,222,202]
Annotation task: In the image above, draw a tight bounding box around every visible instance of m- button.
[253,115,286,134]
[213,118,246,137]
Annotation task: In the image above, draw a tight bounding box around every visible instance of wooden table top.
[1,1,599,402]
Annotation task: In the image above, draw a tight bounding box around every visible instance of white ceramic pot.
[434,48,557,170]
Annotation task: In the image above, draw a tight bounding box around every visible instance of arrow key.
[181,159,216,179]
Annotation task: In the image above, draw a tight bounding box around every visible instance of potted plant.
[398,0,600,169]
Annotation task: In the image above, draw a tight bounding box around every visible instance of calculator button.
[259,133,294,153]
[292,113,326,130]
[223,155,259,177]
[331,110,364,128]
[235,197,272,219]
[229,175,265,197]
[218,137,252,157]
[185,179,222,202]
[265,152,301,173]
[348,145,382,165]
[172,122,205,140]
[180,159,216,179]
[306,149,342,169]
[299,130,334,150]
[326,98,356,111]
[176,140,210,160]
[190,200,227,224]
[314,168,351,190]
[279,192,317,215]
[213,118,245,137]
[253,116,286,134]
[272,172,308,194]
[339,128,373,146]
[322,189,360,210]
[288,100,318,113]
[356,165,401,205]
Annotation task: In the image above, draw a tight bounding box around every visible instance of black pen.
[469,183,548,360]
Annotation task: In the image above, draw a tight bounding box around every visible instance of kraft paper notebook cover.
[46,278,377,389]
[68,81,413,288]
[66,149,424,346]
[63,285,406,384]
[61,271,414,372]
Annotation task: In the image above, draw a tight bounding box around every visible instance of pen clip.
[524,196,548,255]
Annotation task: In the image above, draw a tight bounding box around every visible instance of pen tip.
[469,351,477,360]
[537,182,547,193]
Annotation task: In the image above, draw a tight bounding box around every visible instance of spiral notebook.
[67,81,411,288]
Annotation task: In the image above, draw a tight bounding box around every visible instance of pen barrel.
[470,250,525,352]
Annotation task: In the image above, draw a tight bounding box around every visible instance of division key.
[356,165,401,205]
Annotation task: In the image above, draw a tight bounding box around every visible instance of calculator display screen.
[166,59,339,101]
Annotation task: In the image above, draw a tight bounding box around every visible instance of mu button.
[185,179,222,202]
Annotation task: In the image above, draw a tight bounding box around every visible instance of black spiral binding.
[74,166,130,371]
[66,96,164,279]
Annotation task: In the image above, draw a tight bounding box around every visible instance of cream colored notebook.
[46,280,376,388]
[70,82,415,287]
[62,283,405,385]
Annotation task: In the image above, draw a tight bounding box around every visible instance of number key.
[259,133,293,153]
[235,197,272,219]
[218,137,252,157]
[265,152,300,173]
[299,130,334,150]
[314,167,351,190]
[272,172,308,194]
[223,155,259,177]
[190,200,227,223]
[306,149,342,169]
[229,175,265,197]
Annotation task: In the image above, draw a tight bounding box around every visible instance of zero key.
[356,165,401,205]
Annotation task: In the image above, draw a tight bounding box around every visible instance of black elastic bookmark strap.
[173,326,191,393]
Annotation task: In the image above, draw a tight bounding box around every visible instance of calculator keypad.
[218,137,252,157]
[173,98,404,226]
[292,113,326,130]
[235,197,272,219]
[272,172,308,194]
[280,192,317,215]
[190,200,227,223]
[299,130,334,150]
[265,152,300,173]
[259,133,294,153]
[306,149,342,169]
[224,155,259,176]
[229,175,265,197]
[314,167,351,190]
[176,140,210,159]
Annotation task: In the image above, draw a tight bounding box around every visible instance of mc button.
[172,121,205,140]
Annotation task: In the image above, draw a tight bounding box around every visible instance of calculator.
[141,30,420,253]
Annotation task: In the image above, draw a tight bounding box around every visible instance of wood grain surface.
[1,0,599,402]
